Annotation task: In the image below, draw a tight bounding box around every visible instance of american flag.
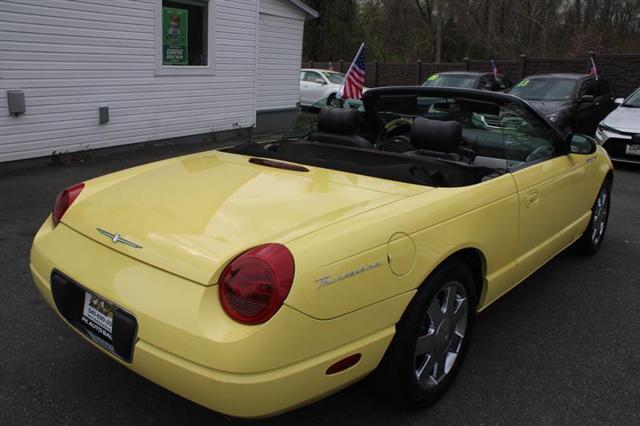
[339,43,366,100]
[490,59,498,78]
[589,56,599,80]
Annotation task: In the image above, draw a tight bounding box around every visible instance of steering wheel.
[376,118,413,151]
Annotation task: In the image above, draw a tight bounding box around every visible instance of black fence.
[304,52,640,97]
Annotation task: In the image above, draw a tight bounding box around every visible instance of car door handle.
[526,190,540,208]
[595,102,600,106]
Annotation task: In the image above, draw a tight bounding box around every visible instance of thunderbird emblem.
[97,228,142,249]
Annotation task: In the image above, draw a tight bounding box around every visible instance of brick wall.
[303,53,640,97]
[592,54,640,99]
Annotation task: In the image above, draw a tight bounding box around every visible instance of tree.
[302,0,358,61]
[302,0,640,62]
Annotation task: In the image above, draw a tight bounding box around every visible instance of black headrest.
[317,108,362,135]
[410,117,462,153]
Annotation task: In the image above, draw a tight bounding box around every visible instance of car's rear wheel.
[377,260,477,406]
[575,179,612,255]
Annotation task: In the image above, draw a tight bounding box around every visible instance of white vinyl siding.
[0,0,259,162]
[256,0,305,112]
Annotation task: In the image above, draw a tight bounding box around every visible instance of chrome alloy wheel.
[327,96,342,108]
[592,186,609,246]
[414,281,468,388]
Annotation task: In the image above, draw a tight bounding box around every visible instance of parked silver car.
[595,87,640,163]
[300,69,347,108]
[300,68,368,109]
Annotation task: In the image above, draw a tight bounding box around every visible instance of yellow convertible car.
[30,87,613,418]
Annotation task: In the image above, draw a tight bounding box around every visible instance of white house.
[0,0,317,162]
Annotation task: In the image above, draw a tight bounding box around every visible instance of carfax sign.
[163,7,188,65]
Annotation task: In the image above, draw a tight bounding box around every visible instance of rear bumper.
[32,265,393,417]
[30,220,411,418]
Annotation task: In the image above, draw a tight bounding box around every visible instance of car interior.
[224,92,560,188]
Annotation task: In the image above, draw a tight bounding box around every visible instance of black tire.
[327,94,343,108]
[376,260,477,406]
[574,178,612,255]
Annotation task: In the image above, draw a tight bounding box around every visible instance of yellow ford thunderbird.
[30,87,613,418]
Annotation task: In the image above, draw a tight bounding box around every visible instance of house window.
[155,0,215,75]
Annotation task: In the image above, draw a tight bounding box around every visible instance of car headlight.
[546,113,559,122]
[597,123,620,134]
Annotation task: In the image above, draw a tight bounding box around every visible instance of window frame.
[303,71,324,83]
[505,109,566,172]
[578,79,596,98]
[502,113,559,168]
[154,0,216,76]
[478,74,491,89]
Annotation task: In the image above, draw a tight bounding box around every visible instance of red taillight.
[52,183,84,226]
[219,243,294,324]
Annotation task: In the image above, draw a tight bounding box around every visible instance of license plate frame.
[50,270,138,362]
[625,143,640,156]
[81,291,115,351]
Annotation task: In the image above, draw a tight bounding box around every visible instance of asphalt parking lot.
[1,145,638,425]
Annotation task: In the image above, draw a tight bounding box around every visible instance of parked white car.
[595,87,640,163]
[300,68,368,108]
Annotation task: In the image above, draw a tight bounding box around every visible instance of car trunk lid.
[62,151,426,285]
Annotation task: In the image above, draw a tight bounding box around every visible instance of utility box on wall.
[99,106,109,124]
[7,90,26,116]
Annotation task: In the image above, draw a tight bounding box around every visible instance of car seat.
[410,117,473,162]
[308,109,373,149]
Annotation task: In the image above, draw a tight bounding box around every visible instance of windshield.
[508,78,577,101]
[422,74,477,89]
[322,72,345,84]
[224,92,558,187]
[623,89,640,107]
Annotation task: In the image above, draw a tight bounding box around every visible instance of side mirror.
[579,94,595,103]
[568,133,597,155]
[614,97,625,105]
[314,78,326,85]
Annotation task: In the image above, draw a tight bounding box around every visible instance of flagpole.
[337,42,365,99]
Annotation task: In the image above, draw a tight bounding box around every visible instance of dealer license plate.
[625,144,640,156]
[80,292,114,348]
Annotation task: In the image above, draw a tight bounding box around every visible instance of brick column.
[519,54,527,79]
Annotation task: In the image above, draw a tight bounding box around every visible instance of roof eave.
[288,0,319,19]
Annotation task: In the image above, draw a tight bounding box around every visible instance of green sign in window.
[163,7,188,65]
